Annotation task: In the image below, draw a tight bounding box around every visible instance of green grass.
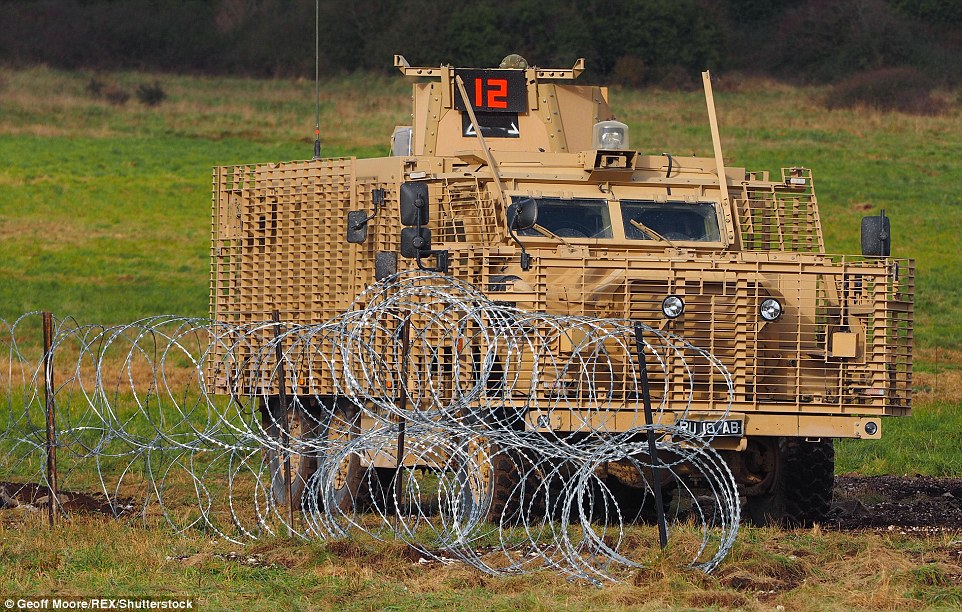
[0,66,406,323]
[1,68,959,349]
[2,515,960,610]
[837,401,962,475]
[2,66,959,468]
[0,135,304,320]
[1,66,961,609]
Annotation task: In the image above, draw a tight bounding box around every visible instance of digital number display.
[454,69,526,113]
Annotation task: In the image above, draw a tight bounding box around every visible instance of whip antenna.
[312,0,321,160]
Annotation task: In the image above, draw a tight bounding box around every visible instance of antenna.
[702,71,729,207]
[312,0,321,160]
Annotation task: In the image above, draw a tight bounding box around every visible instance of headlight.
[592,120,629,150]
[759,298,783,321]
[662,295,685,319]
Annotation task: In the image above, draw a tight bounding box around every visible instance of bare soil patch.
[830,475,962,531]
[0,480,134,516]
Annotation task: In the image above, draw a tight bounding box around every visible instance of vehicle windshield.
[621,201,721,242]
[518,197,612,239]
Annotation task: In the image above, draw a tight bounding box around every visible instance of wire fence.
[0,271,740,584]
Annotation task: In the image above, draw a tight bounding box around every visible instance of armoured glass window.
[621,201,721,242]
[517,197,612,239]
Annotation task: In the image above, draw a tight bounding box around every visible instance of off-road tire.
[460,444,541,524]
[265,397,363,515]
[745,437,835,527]
[356,466,397,514]
[603,477,680,525]
[487,448,526,523]
[267,399,398,515]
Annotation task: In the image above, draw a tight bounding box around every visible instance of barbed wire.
[0,271,739,583]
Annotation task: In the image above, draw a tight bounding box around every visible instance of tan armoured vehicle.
[210,55,913,525]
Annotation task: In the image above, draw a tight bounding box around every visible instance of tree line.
[2,0,961,87]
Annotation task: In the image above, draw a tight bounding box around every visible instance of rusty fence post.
[42,311,59,527]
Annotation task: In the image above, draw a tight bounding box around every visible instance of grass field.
[1,65,961,609]
[2,518,961,611]
[1,66,960,348]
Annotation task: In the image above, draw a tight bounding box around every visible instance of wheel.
[458,440,534,525]
[318,400,400,514]
[262,397,403,515]
[319,399,367,514]
[602,457,678,526]
[262,396,371,514]
[744,437,835,527]
[601,477,647,524]
[261,395,302,508]
[357,466,397,514]
[289,402,322,508]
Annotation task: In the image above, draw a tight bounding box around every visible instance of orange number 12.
[474,78,509,109]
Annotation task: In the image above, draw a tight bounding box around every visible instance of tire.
[488,449,525,523]
[261,395,300,508]
[600,454,669,525]
[745,437,835,527]
[264,397,397,515]
[290,405,321,508]
[459,441,532,524]
[322,399,401,515]
[357,466,397,514]
[602,477,648,524]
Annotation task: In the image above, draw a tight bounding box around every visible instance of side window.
[517,198,612,239]
[621,201,721,242]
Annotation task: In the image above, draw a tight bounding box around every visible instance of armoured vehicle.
[209,55,913,525]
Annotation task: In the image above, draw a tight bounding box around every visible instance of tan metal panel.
[209,61,912,439]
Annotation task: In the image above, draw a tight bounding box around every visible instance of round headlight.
[864,421,878,436]
[760,298,783,321]
[662,295,685,319]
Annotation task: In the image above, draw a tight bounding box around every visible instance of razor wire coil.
[0,271,740,583]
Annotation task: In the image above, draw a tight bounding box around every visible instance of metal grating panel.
[738,168,823,253]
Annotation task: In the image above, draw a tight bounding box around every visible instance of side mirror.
[861,211,890,256]
[399,180,447,272]
[346,188,385,244]
[400,227,431,258]
[507,197,538,231]
[400,181,429,226]
[346,210,369,243]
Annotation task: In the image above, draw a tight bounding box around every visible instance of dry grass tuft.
[2,510,962,609]
[685,589,753,609]
[915,348,962,404]
[717,568,785,592]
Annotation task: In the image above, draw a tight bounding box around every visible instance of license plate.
[676,418,744,437]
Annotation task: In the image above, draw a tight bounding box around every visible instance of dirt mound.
[0,481,134,516]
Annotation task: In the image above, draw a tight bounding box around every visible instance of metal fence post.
[633,322,668,549]
[394,315,411,520]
